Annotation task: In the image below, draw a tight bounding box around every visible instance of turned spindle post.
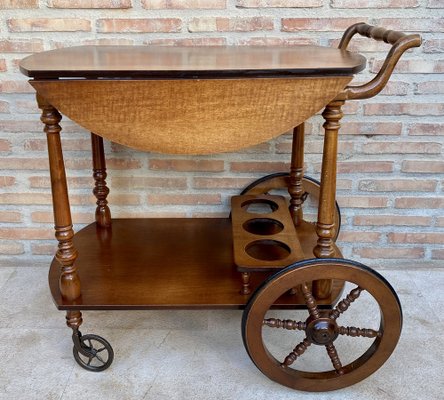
[91,133,111,227]
[288,123,305,226]
[313,100,344,299]
[38,94,82,331]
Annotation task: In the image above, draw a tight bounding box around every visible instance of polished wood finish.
[19,45,366,79]
[48,218,344,310]
[338,23,421,100]
[38,97,81,303]
[31,77,351,155]
[313,100,344,300]
[242,259,403,392]
[91,133,111,227]
[231,194,304,270]
[288,124,305,226]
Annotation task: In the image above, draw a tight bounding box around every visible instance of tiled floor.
[0,266,443,400]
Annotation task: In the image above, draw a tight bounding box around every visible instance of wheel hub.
[305,316,339,345]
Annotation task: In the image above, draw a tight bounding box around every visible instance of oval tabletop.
[21,46,366,154]
[20,45,366,79]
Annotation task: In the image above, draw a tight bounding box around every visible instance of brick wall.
[0,0,442,268]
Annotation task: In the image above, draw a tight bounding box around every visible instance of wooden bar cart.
[19,23,421,392]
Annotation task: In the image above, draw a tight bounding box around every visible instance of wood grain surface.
[20,45,366,79]
[31,77,351,154]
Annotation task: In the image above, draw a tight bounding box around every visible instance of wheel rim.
[242,259,402,392]
[240,173,341,240]
[73,334,114,372]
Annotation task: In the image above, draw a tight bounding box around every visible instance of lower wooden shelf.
[49,218,343,310]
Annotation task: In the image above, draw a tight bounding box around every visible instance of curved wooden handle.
[338,22,422,100]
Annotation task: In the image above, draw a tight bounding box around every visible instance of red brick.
[193,177,252,189]
[361,141,441,155]
[107,193,141,205]
[230,161,289,173]
[337,196,388,208]
[111,176,187,190]
[388,232,444,244]
[0,242,24,255]
[8,18,91,32]
[423,39,444,53]
[332,0,418,7]
[0,0,38,8]
[147,194,221,205]
[143,0,226,8]
[377,18,444,32]
[395,197,444,209]
[106,158,142,170]
[335,161,394,174]
[407,123,444,136]
[0,158,48,170]
[0,193,52,205]
[341,122,402,136]
[0,177,15,187]
[329,38,387,52]
[282,18,364,32]
[97,18,181,33]
[146,38,226,46]
[24,139,91,151]
[364,103,444,116]
[379,81,410,96]
[0,39,43,53]
[48,0,132,8]
[353,215,431,227]
[149,159,224,172]
[29,176,92,189]
[427,0,444,7]
[237,0,322,7]
[0,120,42,132]
[0,101,8,113]
[0,140,11,152]
[358,179,437,192]
[416,81,444,94]
[189,17,273,32]
[276,141,354,154]
[0,211,22,222]
[353,247,424,259]
[371,59,444,74]
[338,231,381,242]
[432,249,444,260]
[437,217,444,227]
[401,160,444,173]
[0,60,7,72]
[31,243,56,255]
[31,211,94,224]
[82,38,135,46]
[237,37,317,46]
[0,81,34,93]
[0,228,53,240]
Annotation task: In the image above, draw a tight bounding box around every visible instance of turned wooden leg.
[241,272,251,295]
[38,95,83,330]
[313,100,344,299]
[288,123,305,226]
[91,133,111,227]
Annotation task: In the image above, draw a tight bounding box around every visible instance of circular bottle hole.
[241,199,279,214]
[243,218,284,236]
[245,240,291,262]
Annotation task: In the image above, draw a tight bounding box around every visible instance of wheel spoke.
[86,356,93,366]
[301,283,320,319]
[325,342,344,375]
[95,353,106,365]
[263,318,306,331]
[282,338,311,367]
[330,286,363,320]
[338,326,381,338]
[96,346,107,352]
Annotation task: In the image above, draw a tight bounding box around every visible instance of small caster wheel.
[239,173,341,240]
[73,334,114,372]
[242,258,402,391]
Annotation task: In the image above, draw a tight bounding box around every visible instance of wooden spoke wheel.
[242,258,402,392]
[73,334,114,372]
[240,173,341,240]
